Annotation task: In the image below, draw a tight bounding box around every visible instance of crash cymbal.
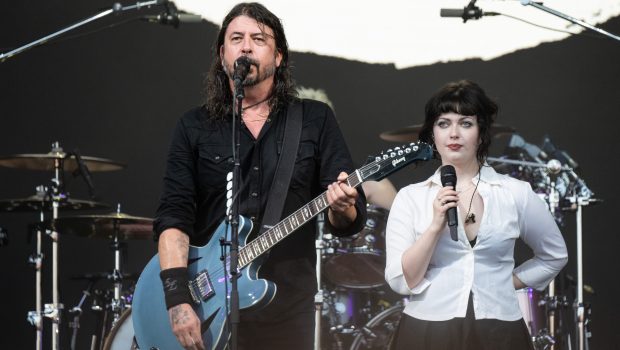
[53,213,153,240]
[379,123,515,142]
[0,195,111,212]
[0,151,125,172]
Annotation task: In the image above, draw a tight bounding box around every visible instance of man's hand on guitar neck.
[169,303,205,350]
[326,171,359,228]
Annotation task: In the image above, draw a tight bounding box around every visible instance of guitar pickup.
[189,270,215,304]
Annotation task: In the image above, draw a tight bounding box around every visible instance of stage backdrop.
[1,1,619,349]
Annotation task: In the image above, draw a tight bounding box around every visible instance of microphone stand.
[0,0,165,62]
[314,212,325,350]
[227,79,245,350]
[520,0,620,42]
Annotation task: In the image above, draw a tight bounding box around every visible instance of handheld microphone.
[440,165,459,241]
[233,56,252,88]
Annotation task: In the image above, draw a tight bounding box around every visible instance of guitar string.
[205,145,426,282]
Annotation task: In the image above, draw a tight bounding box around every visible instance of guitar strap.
[259,100,303,234]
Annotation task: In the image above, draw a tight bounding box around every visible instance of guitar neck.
[235,142,431,269]
[237,170,363,269]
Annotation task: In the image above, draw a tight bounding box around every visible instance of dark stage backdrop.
[1,1,619,349]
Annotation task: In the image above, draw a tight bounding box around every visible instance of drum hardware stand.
[68,280,96,350]
[43,142,67,350]
[314,212,325,350]
[25,185,48,350]
[546,172,560,350]
[110,204,126,325]
[568,194,594,350]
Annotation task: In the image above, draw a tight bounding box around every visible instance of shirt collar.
[426,163,502,188]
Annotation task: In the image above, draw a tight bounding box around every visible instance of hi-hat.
[0,151,125,172]
[0,195,111,212]
[53,213,154,240]
[379,123,515,142]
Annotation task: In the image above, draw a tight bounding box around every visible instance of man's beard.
[224,57,277,87]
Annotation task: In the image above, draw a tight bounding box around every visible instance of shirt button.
[253,166,259,171]
[214,155,221,160]
[251,192,258,197]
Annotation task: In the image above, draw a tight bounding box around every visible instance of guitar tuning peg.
[398,150,404,155]
[405,148,411,153]
[394,146,401,150]
[386,148,393,153]
[390,152,396,157]
[382,154,389,160]
[375,156,381,162]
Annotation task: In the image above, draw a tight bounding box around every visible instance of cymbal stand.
[547,174,560,350]
[314,212,325,350]
[44,142,65,350]
[110,204,125,325]
[27,186,47,350]
[568,194,593,350]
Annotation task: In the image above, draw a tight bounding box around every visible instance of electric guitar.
[132,142,433,350]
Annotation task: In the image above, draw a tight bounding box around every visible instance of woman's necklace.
[463,166,482,224]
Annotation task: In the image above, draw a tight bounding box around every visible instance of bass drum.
[349,304,403,350]
[103,308,138,350]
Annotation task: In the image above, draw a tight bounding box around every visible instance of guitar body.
[132,216,276,350]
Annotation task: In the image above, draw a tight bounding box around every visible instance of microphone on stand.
[233,56,252,88]
[440,0,499,23]
[440,165,459,241]
[141,1,202,28]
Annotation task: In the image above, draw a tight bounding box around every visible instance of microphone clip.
[462,0,483,23]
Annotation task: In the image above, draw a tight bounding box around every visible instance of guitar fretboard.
[233,142,428,269]
[237,169,364,268]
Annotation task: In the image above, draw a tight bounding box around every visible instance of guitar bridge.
[189,270,215,304]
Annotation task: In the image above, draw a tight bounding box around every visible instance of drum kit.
[0,142,149,350]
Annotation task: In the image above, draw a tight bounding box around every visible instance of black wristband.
[159,267,193,309]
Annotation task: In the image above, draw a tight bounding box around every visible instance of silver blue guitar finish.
[132,216,275,350]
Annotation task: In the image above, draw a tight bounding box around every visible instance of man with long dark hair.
[154,3,366,349]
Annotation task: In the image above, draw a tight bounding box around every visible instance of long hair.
[418,80,498,164]
[205,2,296,119]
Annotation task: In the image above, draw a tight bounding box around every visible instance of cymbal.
[379,123,515,142]
[53,213,154,240]
[0,195,111,212]
[0,151,125,172]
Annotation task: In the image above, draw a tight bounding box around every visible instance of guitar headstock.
[360,142,433,182]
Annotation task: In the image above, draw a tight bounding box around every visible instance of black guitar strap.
[259,100,303,234]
